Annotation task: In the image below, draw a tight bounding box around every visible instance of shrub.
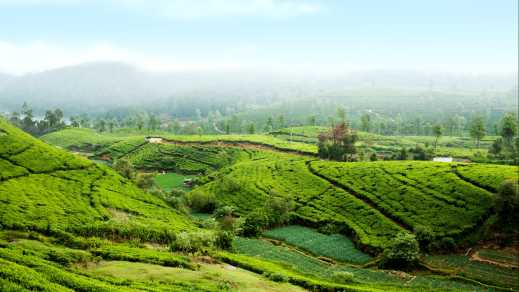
[215,230,234,250]
[264,196,294,226]
[135,173,156,189]
[169,231,215,254]
[381,232,419,268]
[414,225,434,250]
[494,179,519,229]
[332,271,354,283]
[113,158,134,179]
[240,210,270,237]
[186,190,217,212]
[264,272,289,283]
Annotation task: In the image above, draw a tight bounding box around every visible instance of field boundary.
[155,137,317,157]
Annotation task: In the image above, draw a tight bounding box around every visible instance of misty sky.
[0,0,517,75]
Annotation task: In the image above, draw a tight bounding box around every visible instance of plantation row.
[310,161,495,238]
[229,237,491,291]
[193,154,516,251]
[0,118,195,242]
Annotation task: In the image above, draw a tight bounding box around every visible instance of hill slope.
[0,118,194,241]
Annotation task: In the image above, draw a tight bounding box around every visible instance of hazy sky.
[0,0,517,75]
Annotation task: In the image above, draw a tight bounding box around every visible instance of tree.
[500,113,518,146]
[336,107,346,123]
[381,232,419,268]
[494,180,519,228]
[107,119,116,133]
[360,113,371,132]
[224,121,231,134]
[277,115,285,129]
[264,117,274,132]
[135,173,155,190]
[247,123,255,134]
[432,124,442,152]
[308,115,316,126]
[21,102,34,131]
[148,115,159,131]
[113,158,134,179]
[489,138,503,155]
[79,113,90,128]
[469,115,486,148]
[95,119,106,132]
[317,122,358,161]
[136,116,144,130]
[69,116,80,128]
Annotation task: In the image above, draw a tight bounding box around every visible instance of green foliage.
[186,190,217,212]
[135,172,155,189]
[169,231,215,254]
[381,233,419,268]
[92,244,195,269]
[494,179,519,229]
[214,230,234,250]
[113,158,134,179]
[332,271,355,283]
[263,226,371,264]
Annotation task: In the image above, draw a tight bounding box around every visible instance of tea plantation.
[12,122,519,291]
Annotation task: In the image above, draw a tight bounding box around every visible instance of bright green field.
[154,172,194,192]
[232,237,490,291]
[263,225,372,264]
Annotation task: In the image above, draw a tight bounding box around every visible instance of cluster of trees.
[317,122,358,161]
[7,102,65,136]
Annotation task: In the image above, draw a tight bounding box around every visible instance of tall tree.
[264,117,274,132]
[360,113,371,132]
[469,115,486,148]
[247,123,255,134]
[308,115,316,126]
[432,124,442,152]
[336,107,346,123]
[500,113,518,146]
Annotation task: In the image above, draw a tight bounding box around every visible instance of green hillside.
[0,118,194,240]
[193,156,516,251]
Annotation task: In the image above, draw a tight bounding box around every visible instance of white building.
[145,137,163,144]
[433,157,453,163]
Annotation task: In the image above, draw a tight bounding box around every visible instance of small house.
[183,178,193,188]
[145,137,163,144]
[433,157,453,163]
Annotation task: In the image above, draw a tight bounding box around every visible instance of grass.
[84,260,306,292]
[263,225,372,264]
[154,172,194,192]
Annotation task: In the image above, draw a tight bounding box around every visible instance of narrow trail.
[305,160,413,232]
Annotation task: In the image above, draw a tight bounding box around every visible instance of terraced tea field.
[263,225,372,264]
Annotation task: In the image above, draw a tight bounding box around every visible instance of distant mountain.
[0,62,516,115]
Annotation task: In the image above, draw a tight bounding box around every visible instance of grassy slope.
[194,155,517,251]
[0,118,194,240]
